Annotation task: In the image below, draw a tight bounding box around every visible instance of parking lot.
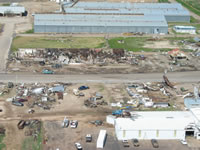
[43,120,191,150]
[84,138,191,150]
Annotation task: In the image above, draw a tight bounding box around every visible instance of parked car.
[133,138,139,147]
[62,117,69,128]
[86,134,92,142]
[151,139,159,148]
[12,101,24,107]
[70,120,78,128]
[122,140,130,147]
[78,86,89,91]
[89,120,103,126]
[75,143,82,150]
[42,69,54,74]
[180,139,187,145]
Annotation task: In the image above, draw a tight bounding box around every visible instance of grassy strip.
[176,0,200,16]
[11,36,106,51]
[22,123,43,150]
[24,29,34,34]
[108,37,153,52]
[0,3,10,6]
[158,0,169,3]
[0,135,6,150]
[11,36,195,52]
[108,37,194,52]
[190,16,199,23]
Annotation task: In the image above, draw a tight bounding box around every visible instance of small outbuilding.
[173,26,196,34]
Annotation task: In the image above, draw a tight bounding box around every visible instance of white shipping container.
[97,130,107,148]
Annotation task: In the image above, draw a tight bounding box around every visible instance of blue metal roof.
[184,98,200,109]
[34,14,168,27]
[64,2,189,16]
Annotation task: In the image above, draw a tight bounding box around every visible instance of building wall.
[115,129,185,140]
[34,25,168,34]
[165,15,190,22]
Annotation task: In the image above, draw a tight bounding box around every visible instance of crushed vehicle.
[17,120,26,129]
[12,100,24,107]
[89,120,103,126]
[70,120,78,128]
[62,117,69,128]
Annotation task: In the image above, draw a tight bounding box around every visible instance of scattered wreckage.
[84,92,107,108]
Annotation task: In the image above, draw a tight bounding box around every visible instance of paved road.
[0,21,14,72]
[0,71,199,83]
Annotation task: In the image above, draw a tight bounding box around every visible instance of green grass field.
[0,135,6,150]
[11,36,105,51]
[176,0,200,16]
[0,3,10,6]
[22,123,43,150]
[11,36,195,52]
[158,0,169,3]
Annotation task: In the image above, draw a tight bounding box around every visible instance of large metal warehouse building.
[63,2,190,22]
[114,111,200,140]
[34,14,168,34]
[34,2,190,34]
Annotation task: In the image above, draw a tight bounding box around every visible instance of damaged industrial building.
[34,2,190,34]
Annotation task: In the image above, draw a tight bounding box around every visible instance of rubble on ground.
[7,47,200,74]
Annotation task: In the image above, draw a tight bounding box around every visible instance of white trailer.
[97,130,107,149]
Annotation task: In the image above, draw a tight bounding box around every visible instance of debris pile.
[17,119,42,139]
[84,92,107,108]
[10,48,143,66]
[7,83,67,111]
[111,77,176,111]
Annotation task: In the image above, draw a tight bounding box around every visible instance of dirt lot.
[0,81,198,149]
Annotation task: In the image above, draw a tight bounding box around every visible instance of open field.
[176,0,200,16]
[11,36,105,51]
[11,36,196,52]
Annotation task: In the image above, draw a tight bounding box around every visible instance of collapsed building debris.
[163,75,174,88]
[84,92,107,108]
[7,83,66,111]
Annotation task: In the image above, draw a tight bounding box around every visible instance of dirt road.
[0,17,31,73]
[0,21,14,72]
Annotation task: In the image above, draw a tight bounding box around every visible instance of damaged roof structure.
[34,2,190,34]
